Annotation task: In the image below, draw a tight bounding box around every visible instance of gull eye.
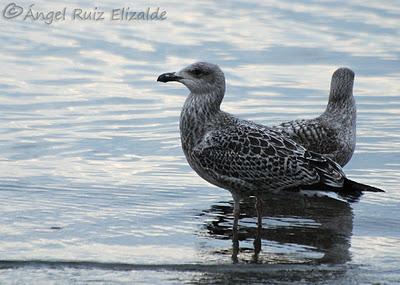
[190,68,203,77]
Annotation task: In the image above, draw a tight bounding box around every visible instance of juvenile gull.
[274,68,356,167]
[157,62,383,232]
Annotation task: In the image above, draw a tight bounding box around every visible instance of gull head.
[157,62,225,94]
[330,67,355,101]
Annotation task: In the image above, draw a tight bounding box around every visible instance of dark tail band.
[343,178,385,193]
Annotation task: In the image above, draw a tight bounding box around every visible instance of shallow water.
[0,0,399,283]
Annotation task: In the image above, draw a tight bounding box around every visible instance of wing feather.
[191,124,345,193]
[275,119,339,154]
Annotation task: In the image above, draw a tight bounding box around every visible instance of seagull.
[274,68,356,167]
[157,62,383,242]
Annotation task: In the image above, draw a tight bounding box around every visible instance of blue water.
[0,0,399,283]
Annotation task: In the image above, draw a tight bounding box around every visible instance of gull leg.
[233,196,240,230]
[253,196,263,260]
[232,194,240,263]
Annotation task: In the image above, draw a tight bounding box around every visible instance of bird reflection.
[201,194,354,265]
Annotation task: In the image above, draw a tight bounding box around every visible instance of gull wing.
[275,119,339,154]
[191,124,345,193]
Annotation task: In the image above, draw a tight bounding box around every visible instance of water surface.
[0,0,399,283]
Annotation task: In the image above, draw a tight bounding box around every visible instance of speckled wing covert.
[191,122,345,194]
[275,118,340,156]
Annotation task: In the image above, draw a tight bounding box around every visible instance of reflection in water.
[0,0,399,282]
[202,194,353,265]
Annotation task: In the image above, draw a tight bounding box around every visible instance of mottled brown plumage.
[157,62,383,251]
[157,62,382,199]
[274,68,356,166]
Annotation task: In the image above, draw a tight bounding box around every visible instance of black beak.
[157,72,183,83]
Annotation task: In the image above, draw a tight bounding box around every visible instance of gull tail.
[342,178,385,193]
[332,179,384,203]
[297,178,384,203]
